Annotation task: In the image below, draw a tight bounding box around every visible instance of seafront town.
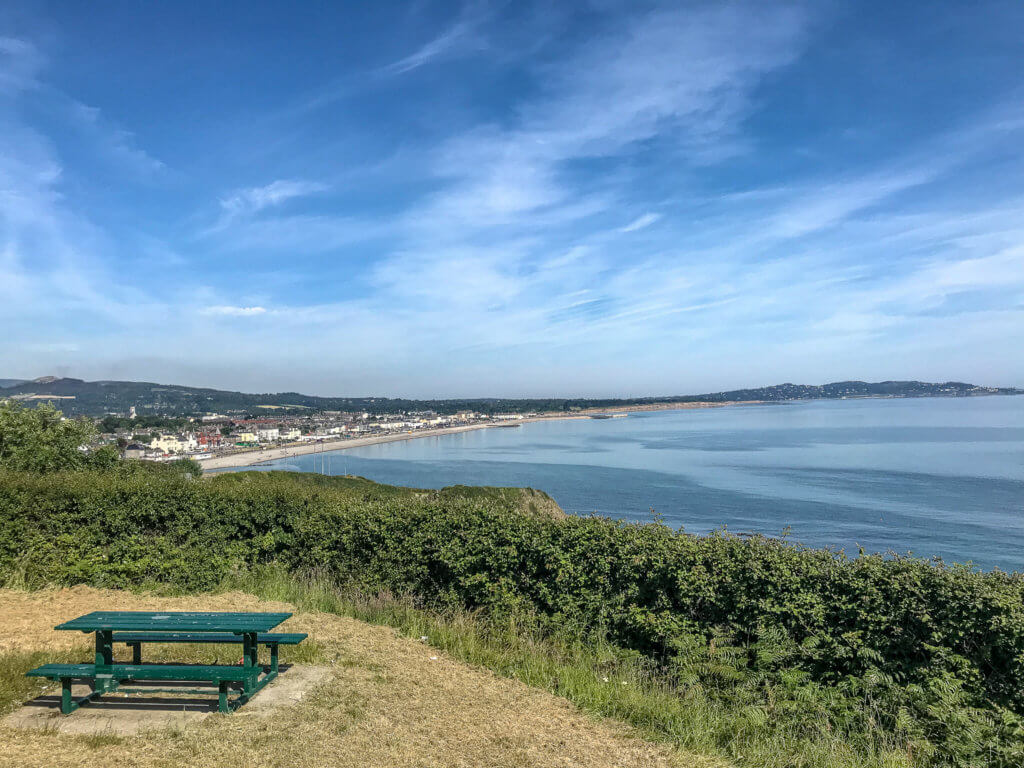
[88,400,752,469]
[101,408,532,465]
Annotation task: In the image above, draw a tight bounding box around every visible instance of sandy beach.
[198,401,752,471]
[198,421,540,470]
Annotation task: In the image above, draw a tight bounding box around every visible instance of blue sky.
[2,1,1023,397]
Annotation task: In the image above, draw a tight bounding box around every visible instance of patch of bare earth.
[0,588,724,768]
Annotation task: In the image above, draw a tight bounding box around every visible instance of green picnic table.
[25,611,307,714]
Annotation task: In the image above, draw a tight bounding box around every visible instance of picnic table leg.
[218,681,230,713]
[241,632,257,702]
[61,679,73,714]
[131,641,142,664]
[270,643,279,674]
[94,630,115,693]
[244,632,258,669]
[94,630,112,666]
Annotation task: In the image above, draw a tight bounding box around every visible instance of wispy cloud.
[66,101,166,176]
[0,37,43,92]
[407,4,806,241]
[382,23,476,76]
[0,120,152,339]
[203,179,330,236]
[360,2,812,358]
[201,305,268,317]
[381,4,490,75]
[219,179,328,218]
[619,213,661,233]
[2,36,165,183]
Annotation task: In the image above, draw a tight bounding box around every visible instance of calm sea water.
[250,397,1024,571]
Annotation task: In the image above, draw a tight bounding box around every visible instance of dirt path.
[0,587,724,768]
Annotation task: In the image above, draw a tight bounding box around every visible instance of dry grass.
[0,588,725,768]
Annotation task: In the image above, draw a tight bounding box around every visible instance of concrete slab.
[3,665,332,736]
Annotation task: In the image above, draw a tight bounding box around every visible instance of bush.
[0,401,101,472]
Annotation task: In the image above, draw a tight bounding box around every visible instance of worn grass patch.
[0,587,715,768]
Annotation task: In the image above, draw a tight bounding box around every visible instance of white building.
[281,428,301,441]
[257,427,280,442]
[150,433,198,454]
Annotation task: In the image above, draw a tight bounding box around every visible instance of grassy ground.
[0,569,921,768]
[0,585,719,768]
[221,568,914,768]
[224,569,913,768]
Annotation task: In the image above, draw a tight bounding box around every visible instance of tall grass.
[0,649,81,717]
[221,566,913,768]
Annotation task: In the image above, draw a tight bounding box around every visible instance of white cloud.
[218,179,328,218]
[526,4,806,159]
[201,306,268,317]
[382,14,483,76]
[618,213,661,233]
[203,179,332,237]
[427,3,806,211]
[278,3,823,375]
[0,118,157,350]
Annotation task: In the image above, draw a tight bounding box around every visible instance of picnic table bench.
[25,611,307,714]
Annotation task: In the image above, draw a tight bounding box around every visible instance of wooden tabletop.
[54,611,292,633]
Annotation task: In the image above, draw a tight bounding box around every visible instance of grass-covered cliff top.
[210,469,567,519]
[2,465,1023,766]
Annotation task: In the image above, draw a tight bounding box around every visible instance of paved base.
[3,665,332,736]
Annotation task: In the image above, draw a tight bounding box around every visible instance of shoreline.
[198,400,753,471]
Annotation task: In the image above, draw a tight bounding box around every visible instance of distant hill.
[689,380,1021,402]
[0,379,27,388]
[0,375,1019,417]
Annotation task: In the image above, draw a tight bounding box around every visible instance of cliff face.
[427,484,566,520]
[514,487,567,520]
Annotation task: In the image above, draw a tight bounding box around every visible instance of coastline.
[198,400,753,471]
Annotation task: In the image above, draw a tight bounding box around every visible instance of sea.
[245,396,1024,572]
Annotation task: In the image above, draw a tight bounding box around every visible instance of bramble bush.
[1,467,1023,765]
